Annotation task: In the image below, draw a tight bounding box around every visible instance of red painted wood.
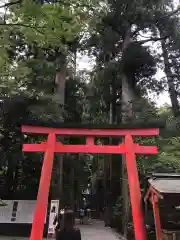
[86,136,94,145]
[150,186,163,200]
[23,144,46,152]
[23,143,158,154]
[21,125,159,240]
[151,193,162,240]
[22,125,159,136]
[124,135,147,240]
[30,133,55,240]
[144,186,163,203]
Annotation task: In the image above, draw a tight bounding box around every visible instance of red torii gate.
[21,125,159,240]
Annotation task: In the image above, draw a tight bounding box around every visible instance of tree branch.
[0,22,44,34]
[107,22,168,45]
[166,6,180,19]
[132,27,141,37]
[137,35,169,45]
[0,0,22,9]
[101,6,177,46]
[156,6,180,24]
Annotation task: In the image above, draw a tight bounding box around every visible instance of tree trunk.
[121,27,135,237]
[6,155,14,197]
[161,39,180,116]
[121,77,132,238]
[70,159,75,208]
[52,53,67,201]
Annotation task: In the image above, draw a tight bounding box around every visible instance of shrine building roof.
[148,175,180,194]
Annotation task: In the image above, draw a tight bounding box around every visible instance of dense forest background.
[0,0,180,238]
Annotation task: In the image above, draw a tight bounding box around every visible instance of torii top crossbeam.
[21,121,161,240]
[22,125,158,154]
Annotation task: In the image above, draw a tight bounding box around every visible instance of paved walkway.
[0,220,125,240]
[80,220,125,240]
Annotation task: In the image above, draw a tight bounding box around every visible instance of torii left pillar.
[30,133,55,240]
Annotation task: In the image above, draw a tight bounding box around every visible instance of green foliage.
[0,0,100,99]
[4,0,99,48]
[122,43,156,90]
[155,137,180,173]
[113,196,123,219]
[132,103,180,174]
[0,97,39,197]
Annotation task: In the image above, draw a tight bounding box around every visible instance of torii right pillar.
[125,135,147,240]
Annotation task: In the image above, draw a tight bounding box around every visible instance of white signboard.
[0,200,14,223]
[48,200,59,235]
[0,200,47,224]
[15,201,36,224]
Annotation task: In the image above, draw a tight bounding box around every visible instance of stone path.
[80,220,125,240]
[0,220,125,240]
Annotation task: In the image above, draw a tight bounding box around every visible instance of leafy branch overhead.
[101,2,180,45]
[0,0,22,9]
[0,0,99,48]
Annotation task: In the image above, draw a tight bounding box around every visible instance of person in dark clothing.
[56,209,81,240]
